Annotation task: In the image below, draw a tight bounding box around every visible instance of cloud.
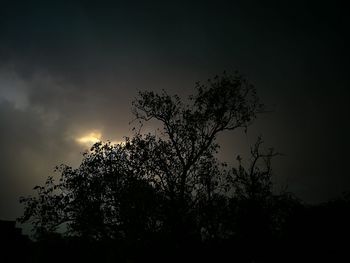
[0,68,86,219]
[0,64,138,219]
[0,69,29,110]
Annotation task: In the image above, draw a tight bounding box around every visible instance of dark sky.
[0,0,349,221]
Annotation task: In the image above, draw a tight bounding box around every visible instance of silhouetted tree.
[19,72,350,262]
[20,72,288,261]
[19,139,164,241]
[131,73,263,239]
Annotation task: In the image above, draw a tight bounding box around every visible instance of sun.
[75,130,125,147]
[76,131,102,146]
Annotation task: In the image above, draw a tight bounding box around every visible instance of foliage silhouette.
[19,72,265,240]
[17,72,349,262]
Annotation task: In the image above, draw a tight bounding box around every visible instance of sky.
[0,0,349,221]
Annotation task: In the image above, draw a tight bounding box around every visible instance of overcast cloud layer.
[0,0,349,220]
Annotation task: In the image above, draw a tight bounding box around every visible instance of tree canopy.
[19,72,291,251]
[17,72,350,262]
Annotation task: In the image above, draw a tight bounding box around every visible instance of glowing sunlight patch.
[76,131,102,146]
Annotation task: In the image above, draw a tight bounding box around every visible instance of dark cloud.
[0,0,349,221]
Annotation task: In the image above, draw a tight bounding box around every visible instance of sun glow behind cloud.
[76,131,123,147]
[76,131,102,146]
